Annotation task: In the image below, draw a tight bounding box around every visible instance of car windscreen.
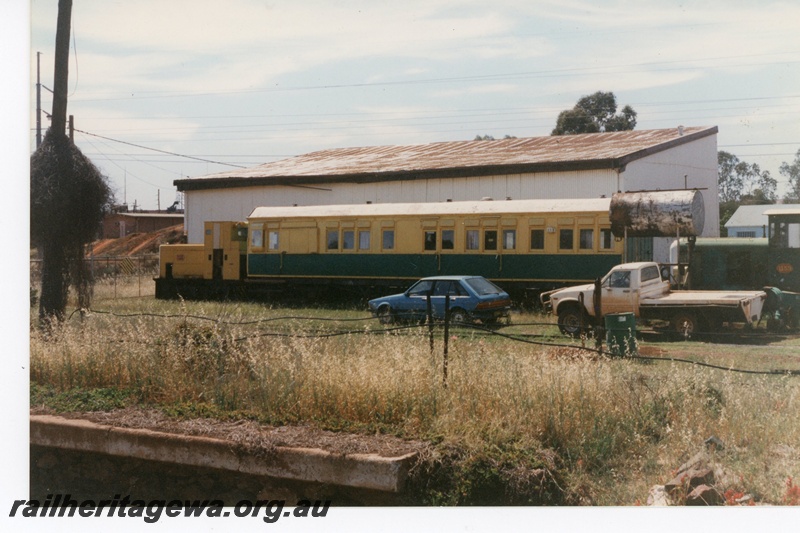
[464,277,503,296]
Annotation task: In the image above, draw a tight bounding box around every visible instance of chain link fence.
[30,254,160,300]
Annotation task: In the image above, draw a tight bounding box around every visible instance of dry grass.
[29,297,800,505]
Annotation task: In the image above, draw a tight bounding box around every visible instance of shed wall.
[181,133,719,265]
[621,134,719,261]
[184,169,619,243]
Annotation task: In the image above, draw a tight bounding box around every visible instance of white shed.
[725,204,800,237]
[175,126,719,262]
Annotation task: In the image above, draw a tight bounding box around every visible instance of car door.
[429,280,452,318]
[401,279,435,320]
[600,269,638,315]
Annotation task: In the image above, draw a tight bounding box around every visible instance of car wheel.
[450,308,469,324]
[557,305,586,337]
[672,312,698,338]
[376,305,394,325]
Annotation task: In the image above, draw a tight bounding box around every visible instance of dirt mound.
[90,224,185,257]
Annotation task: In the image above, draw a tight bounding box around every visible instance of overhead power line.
[74,128,248,168]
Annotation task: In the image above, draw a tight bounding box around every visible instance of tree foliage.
[31,130,113,323]
[474,134,517,141]
[717,150,777,231]
[781,148,800,201]
[718,150,776,204]
[551,91,637,135]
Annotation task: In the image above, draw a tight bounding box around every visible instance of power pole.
[69,115,74,141]
[51,0,73,138]
[36,52,42,148]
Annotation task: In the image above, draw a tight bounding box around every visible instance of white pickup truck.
[541,262,768,336]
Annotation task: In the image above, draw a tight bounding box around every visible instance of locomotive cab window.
[250,224,264,250]
[770,218,800,248]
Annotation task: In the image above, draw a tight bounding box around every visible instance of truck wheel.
[558,306,586,337]
[672,312,698,338]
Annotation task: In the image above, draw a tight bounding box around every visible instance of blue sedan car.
[368,276,512,325]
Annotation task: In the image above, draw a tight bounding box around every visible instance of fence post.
[426,292,434,356]
[443,294,450,388]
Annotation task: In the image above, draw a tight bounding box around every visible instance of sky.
[25,0,800,211]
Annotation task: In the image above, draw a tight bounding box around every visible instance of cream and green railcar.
[157,198,622,301]
[242,198,622,300]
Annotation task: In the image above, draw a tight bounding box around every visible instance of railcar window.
[503,229,516,250]
[326,230,339,250]
[382,230,395,250]
[466,230,479,250]
[442,230,455,250]
[579,229,593,250]
[250,228,264,249]
[559,229,574,250]
[530,229,544,250]
[268,231,279,251]
[342,230,355,250]
[359,230,371,250]
[600,228,613,250]
[424,231,437,251]
[484,230,498,251]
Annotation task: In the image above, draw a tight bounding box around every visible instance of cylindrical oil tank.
[609,190,704,238]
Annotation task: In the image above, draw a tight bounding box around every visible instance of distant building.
[102,211,184,239]
[724,204,800,238]
[175,126,720,262]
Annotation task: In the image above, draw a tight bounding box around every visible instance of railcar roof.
[248,198,611,220]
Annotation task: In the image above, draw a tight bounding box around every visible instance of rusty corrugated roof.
[176,126,717,191]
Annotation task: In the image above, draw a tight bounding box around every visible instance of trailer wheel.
[558,305,587,337]
[672,312,698,338]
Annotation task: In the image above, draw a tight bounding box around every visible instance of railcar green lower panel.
[248,253,621,283]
